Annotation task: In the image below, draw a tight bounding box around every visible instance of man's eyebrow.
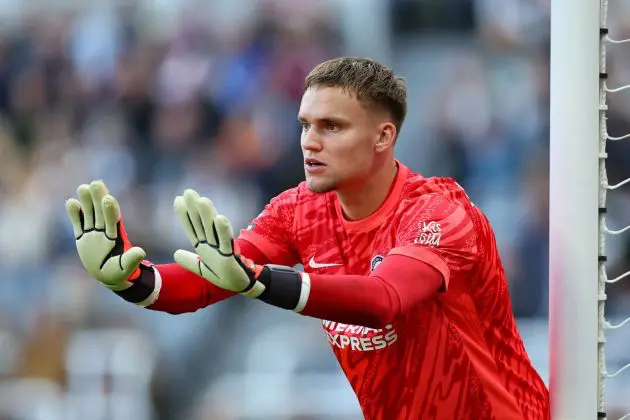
[298,115,350,124]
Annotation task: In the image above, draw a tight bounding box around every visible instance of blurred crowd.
[0,0,629,419]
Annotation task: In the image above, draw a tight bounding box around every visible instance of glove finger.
[89,180,109,230]
[197,197,218,247]
[102,194,121,239]
[65,198,84,238]
[77,184,95,230]
[174,249,202,276]
[214,215,235,255]
[120,246,146,278]
[174,196,200,246]
[183,189,207,242]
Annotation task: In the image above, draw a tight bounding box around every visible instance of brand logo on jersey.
[308,257,342,269]
[370,255,384,271]
[322,320,398,352]
[414,221,441,247]
[246,224,255,231]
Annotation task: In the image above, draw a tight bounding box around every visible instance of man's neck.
[337,160,399,221]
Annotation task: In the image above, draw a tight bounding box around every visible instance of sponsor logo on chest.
[321,320,398,352]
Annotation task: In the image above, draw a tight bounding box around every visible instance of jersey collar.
[335,160,410,233]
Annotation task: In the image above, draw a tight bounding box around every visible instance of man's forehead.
[299,86,361,118]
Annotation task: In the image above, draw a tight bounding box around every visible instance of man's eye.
[327,123,339,131]
[301,123,310,131]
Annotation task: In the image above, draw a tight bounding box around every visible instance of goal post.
[549,0,602,418]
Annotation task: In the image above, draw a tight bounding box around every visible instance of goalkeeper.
[67,57,549,420]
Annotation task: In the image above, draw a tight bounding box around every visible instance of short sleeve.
[389,194,478,288]
[238,188,301,266]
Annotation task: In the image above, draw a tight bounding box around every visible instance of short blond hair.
[304,57,407,133]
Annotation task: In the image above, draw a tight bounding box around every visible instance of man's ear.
[375,122,397,153]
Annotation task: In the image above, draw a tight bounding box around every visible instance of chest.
[295,212,398,276]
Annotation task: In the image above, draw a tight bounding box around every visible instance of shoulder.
[390,174,484,248]
[397,175,475,218]
[269,182,328,208]
[262,183,330,229]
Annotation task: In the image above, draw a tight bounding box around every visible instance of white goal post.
[549,0,602,419]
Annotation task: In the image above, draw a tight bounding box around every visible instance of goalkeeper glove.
[173,189,311,311]
[66,180,146,291]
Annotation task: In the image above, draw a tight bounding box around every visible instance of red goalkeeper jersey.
[237,162,549,420]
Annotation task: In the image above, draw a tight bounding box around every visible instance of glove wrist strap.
[114,262,160,307]
[255,265,311,312]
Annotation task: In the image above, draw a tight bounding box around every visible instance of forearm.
[300,272,400,328]
[256,254,444,328]
[149,263,235,314]
[116,239,270,314]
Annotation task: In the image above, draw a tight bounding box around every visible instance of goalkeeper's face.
[298,86,396,194]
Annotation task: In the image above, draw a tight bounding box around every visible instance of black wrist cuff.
[114,263,156,304]
[256,264,302,310]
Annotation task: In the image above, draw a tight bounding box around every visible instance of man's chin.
[306,177,337,194]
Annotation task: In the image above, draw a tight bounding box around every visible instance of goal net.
[550,0,630,418]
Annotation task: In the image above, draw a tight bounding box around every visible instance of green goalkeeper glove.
[65,180,146,291]
[173,189,312,313]
[173,189,267,298]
